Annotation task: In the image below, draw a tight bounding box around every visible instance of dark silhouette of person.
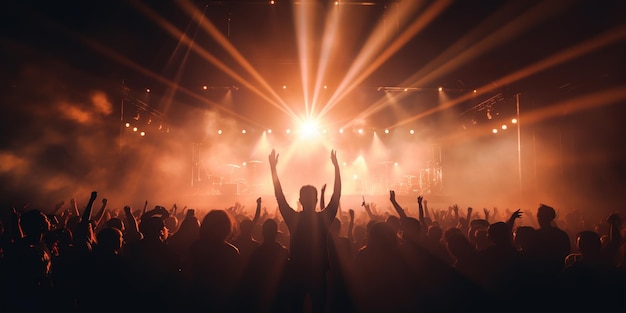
[232,197,262,269]
[269,149,341,313]
[187,209,242,312]
[167,208,200,285]
[238,218,290,313]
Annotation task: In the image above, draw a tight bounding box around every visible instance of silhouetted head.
[537,204,556,227]
[20,209,50,242]
[427,224,443,242]
[577,230,601,258]
[96,227,124,254]
[164,216,179,234]
[299,185,318,212]
[367,222,398,250]
[105,217,125,232]
[488,222,512,246]
[139,217,167,241]
[239,218,254,237]
[262,219,278,243]
[401,217,421,244]
[200,210,233,242]
[513,226,535,250]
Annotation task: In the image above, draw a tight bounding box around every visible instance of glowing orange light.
[384,129,389,134]
[492,128,498,134]
[339,129,344,134]
[473,89,477,93]
[202,85,208,90]
[282,85,287,89]
[270,0,275,4]
[242,129,247,134]
[286,129,291,134]
[512,118,518,124]
[146,88,150,93]
[140,131,146,136]
[217,129,222,135]
[133,127,138,132]
[438,87,443,92]
[409,129,415,135]
[125,122,130,127]
[394,162,399,167]
[502,125,508,130]
[358,129,363,134]
[267,129,272,134]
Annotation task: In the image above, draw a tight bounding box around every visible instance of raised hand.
[330,150,338,167]
[256,197,262,206]
[269,149,279,169]
[349,209,355,221]
[389,190,397,203]
[417,195,423,205]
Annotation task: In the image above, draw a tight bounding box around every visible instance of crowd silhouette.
[1,149,625,313]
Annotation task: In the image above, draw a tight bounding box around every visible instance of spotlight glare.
[438,87,443,92]
[300,120,319,138]
[358,128,363,134]
[146,88,150,93]
[270,0,274,4]
[243,162,247,166]
[473,89,477,93]
[217,129,222,135]
[140,131,145,136]
[202,85,208,90]
[125,122,130,127]
[512,118,518,124]
[384,129,389,134]
[242,129,247,134]
[282,85,287,89]
[322,129,327,134]
[353,174,358,180]
[323,85,327,89]
[409,129,415,135]
[492,128,498,134]
[502,125,508,130]
[394,162,399,167]
[286,129,291,134]
[133,127,138,132]
[267,129,272,134]
[339,129,344,134]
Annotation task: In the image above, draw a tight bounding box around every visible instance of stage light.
[323,85,327,89]
[394,162,399,167]
[146,88,150,93]
[339,129,344,134]
[335,1,339,5]
[511,118,518,124]
[409,129,415,135]
[322,129,327,134]
[242,129,247,134]
[301,120,319,138]
[492,128,498,134]
[473,89,477,93]
[286,129,291,134]
[353,174,358,180]
[147,118,152,125]
[384,129,389,134]
[502,125,508,130]
[218,129,222,135]
[358,128,363,135]
[282,85,287,89]
[404,88,408,91]
[270,0,274,4]
[438,87,443,92]
[125,123,130,127]
[202,85,208,90]
[140,131,146,136]
[486,109,493,120]
[133,127,138,132]
[243,162,247,166]
[267,129,272,134]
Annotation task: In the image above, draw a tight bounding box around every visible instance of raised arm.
[81,191,98,223]
[269,149,295,221]
[320,184,327,212]
[417,196,424,221]
[389,190,408,219]
[93,198,108,228]
[347,209,355,243]
[322,150,341,221]
[252,197,262,225]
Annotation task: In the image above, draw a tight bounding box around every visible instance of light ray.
[354,0,573,123]
[391,25,626,128]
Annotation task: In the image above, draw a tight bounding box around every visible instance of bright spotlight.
[286,129,291,134]
[270,0,275,4]
[217,129,222,135]
[202,85,208,90]
[146,88,151,93]
[267,129,272,134]
[125,122,130,128]
[339,129,344,134]
[323,85,327,89]
[353,174,359,180]
[438,87,443,92]
[384,129,389,134]
[511,118,518,124]
[243,162,247,166]
[473,89,477,93]
[282,85,287,89]
[133,127,138,132]
[322,129,327,134]
[358,129,363,135]
[394,162,399,167]
[301,120,319,138]
[140,131,146,136]
[492,128,498,134]
[409,129,415,135]
[242,129,247,134]
[502,125,508,130]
